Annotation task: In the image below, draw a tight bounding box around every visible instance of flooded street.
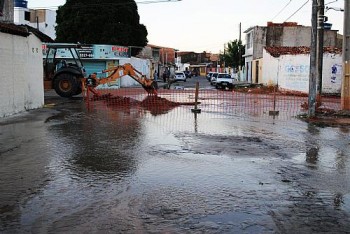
[1,93,350,233]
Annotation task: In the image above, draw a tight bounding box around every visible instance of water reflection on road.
[1,99,350,233]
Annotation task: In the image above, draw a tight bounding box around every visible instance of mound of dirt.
[140,96,180,108]
[90,94,190,116]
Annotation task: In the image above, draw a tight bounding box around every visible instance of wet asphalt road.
[1,89,350,233]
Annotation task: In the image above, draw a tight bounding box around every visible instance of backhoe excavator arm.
[83,63,158,96]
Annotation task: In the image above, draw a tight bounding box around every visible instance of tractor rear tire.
[54,73,79,98]
[74,85,82,95]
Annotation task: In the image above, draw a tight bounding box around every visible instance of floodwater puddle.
[1,96,350,233]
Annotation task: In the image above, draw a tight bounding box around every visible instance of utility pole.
[317,0,324,104]
[238,22,242,80]
[36,16,39,30]
[309,0,318,117]
[223,43,226,70]
[341,0,350,110]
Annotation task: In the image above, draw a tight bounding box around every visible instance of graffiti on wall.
[283,64,310,91]
[330,64,342,84]
[285,65,309,74]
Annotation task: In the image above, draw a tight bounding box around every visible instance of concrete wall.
[266,26,338,48]
[266,27,311,47]
[252,27,267,59]
[0,32,44,117]
[323,30,339,47]
[262,49,342,94]
[0,0,14,22]
[322,53,342,93]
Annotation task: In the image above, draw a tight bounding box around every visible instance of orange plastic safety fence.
[84,87,341,119]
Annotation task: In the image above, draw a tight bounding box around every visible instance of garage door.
[83,61,106,77]
[83,60,120,89]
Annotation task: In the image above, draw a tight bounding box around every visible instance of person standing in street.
[154,70,158,81]
[163,71,167,82]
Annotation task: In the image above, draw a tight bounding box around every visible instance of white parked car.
[174,72,187,82]
[210,72,219,85]
[206,72,214,81]
[215,73,236,90]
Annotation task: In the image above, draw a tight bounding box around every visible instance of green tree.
[55,0,148,55]
[220,40,245,69]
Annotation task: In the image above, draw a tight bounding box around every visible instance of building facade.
[14,0,56,39]
[0,0,13,22]
[243,22,341,84]
[136,44,161,80]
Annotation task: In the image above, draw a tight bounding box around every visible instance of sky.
[28,0,345,53]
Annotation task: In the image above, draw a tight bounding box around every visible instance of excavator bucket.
[143,80,158,95]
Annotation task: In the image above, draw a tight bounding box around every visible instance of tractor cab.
[43,43,86,97]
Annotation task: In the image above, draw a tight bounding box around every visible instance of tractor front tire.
[54,73,79,98]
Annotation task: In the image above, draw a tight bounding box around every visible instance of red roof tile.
[0,22,29,37]
[265,46,342,57]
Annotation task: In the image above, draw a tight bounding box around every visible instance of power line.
[271,0,293,21]
[325,0,339,5]
[284,0,310,22]
[30,0,181,10]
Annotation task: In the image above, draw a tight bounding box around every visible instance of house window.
[246,32,253,49]
[255,60,259,83]
[24,11,31,21]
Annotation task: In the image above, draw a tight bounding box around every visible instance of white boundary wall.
[262,49,342,94]
[0,32,44,117]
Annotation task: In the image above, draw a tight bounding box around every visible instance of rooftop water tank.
[14,0,28,8]
[324,23,332,30]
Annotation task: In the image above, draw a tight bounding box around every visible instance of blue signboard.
[78,45,94,59]
[42,43,130,60]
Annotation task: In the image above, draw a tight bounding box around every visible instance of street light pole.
[341,0,350,110]
[238,22,242,81]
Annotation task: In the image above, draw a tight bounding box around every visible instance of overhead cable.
[284,0,310,22]
[272,0,293,21]
[30,0,181,10]
[325,0,338,5]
